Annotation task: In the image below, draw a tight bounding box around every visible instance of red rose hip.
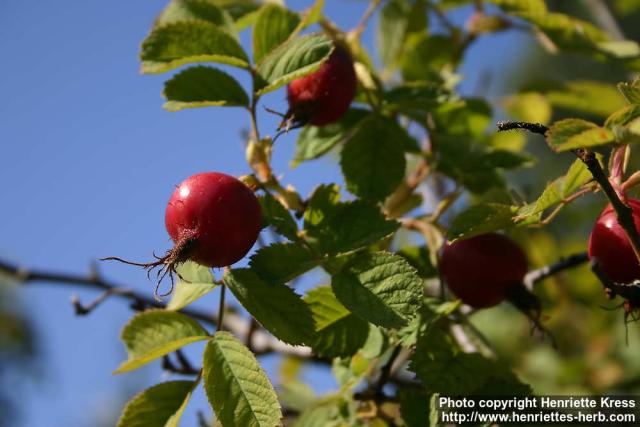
[165,172,262,268]
[588,199,640,284]
[440,233,528,308]
[286,45,357,126]
[104,172,261,296]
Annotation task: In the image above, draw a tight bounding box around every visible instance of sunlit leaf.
[114,310,209,373]
[203,331,282,427]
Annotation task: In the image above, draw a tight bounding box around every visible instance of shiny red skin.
[588,198,640,284]
[286,46,357,126]
[165,172,261,268]
[440,233,528,308]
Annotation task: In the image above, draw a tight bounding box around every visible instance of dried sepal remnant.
[104,172,261,298]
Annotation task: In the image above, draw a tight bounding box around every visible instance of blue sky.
[0,1,530,425]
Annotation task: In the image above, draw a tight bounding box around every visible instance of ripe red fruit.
[286,45,357,126]
[588,198,640,284]
[104,172,261,294]
[165,172,262,268]
[440,233,528,308]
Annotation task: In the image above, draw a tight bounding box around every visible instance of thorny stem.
[496,120,549,136]
[497,120,640,264]
[574,148,640,263]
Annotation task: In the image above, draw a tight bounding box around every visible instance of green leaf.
[433,98,492,137]
[114,310,209,373]
[256,33,334,95]
[279,380,316,413]
[605,104,640,128]
[414,351,492,395]
[305,199,399,254]
[303,184,341,230]
[398,246,436,278]
[258,192,298,241]
[293,109,370,167]
[203,331,282,427]
[156,0,236,35]
[516,158,595,221]
[304,285,370,358]
[437,136,510,194]
[140,21,249,74]
[117,380,197,427]
[597,40,640,59]
[295,0,325,32]
[401,33,454,81]
[618,79,640,105]
[605,105,640,144]
[224,269,315,345]
[377,0,427,70]
[481,149,533,169]
[213,0,260,22]
[249,242,319,284]
[546,81,626,118]
[503,92,551,124]
[410,329,530,395]
[528,12,610,52]
[253,4,300,63]
[486,0,547,16]
[447,203,517,241]
[546,118,615,151]
[562,157,594,196]
[399,389,431,427]
[293,396,342,427]
[408,329,485,395]
[384,82,449,112]
[331,252,423,329]
[519,80,627,118]
[167,261,217,311]
[340,115,408,201]
[163,66,249,111]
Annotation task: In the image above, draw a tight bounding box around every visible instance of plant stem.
[352,0,382,39]
[374,345,402,397]
[217,283,226,333]
[523,252,589,289]
[574,148,640,263]
[497,120,640,264]
[496,120,548,136]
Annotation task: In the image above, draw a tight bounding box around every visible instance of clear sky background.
[0,1,529,426]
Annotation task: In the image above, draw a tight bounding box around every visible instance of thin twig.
[71,288,135,315]
[217,284,226,333]
[352,0,383,39]
[374,346,402,397]
[523,253,590,289]
[0,258,314,358]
